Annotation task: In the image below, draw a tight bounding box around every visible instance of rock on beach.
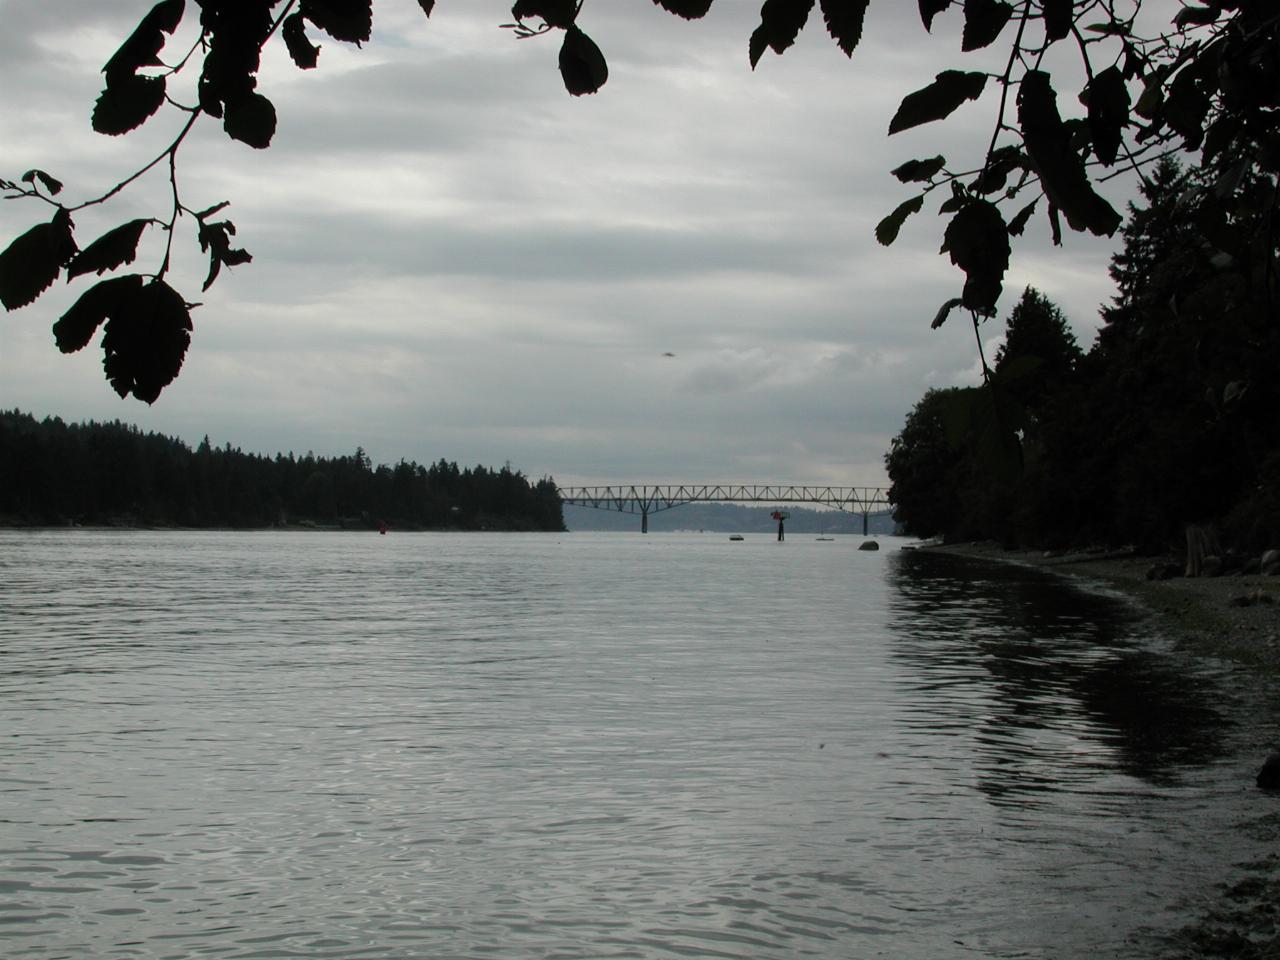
[1259,752,1280,790]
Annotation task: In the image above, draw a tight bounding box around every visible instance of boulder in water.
[1257,752,1280,790]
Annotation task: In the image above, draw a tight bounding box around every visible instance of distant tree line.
[0,411,565,531]
[886,159,1279,554]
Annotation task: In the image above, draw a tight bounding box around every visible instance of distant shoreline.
[0,519,560,533]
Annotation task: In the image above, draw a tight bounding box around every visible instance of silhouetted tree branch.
[1,0,1276,402]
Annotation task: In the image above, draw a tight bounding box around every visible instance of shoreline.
[0,520,566,534]
[917,541,1280,674]
[920,541,1280,959]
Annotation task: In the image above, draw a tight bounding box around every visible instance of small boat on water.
[816,536,834,541]
[729,534,745,541]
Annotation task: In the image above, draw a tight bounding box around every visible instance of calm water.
[0,530,1274,959]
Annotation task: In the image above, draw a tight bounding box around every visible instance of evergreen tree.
[887,153,1278,552]
[885,388,967,540]
[993,287,1082,413]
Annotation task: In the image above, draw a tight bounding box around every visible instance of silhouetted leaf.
[938,182,966,213]
[300,0,372,44]
[1174,6,1219,29]
[283,13,320,69]
[21,170,63,196]
[652,0,714,18]
[512,0,578,28]
[931,296,964,329]
[53,275,143,353]
[92,74,167,136]
[1006,198,1037,236]
[418,0,435,14]
[1064,115,1090,149]
[820,0,869,57]
[66,219,152,280]
[1122,48,1145,80]
[1047,202,1062,245]
[101,278,193,404]
[892,156,947,183]
[1083,65,1129,164]
[1202,113,1243,166]
[1162,68,1210,149]
[202,256,222,292]
[971,144,1023,194]
[918,0,951,32]
[749,0,815,68]
[103,0,185,84]
[1134,74,1163,119]
[0,210,77,311]
[198,75,224,118]
[223,91,277,148]
[1212,157,1249,199]
[942,199,1009,313]
[194,200,231,220]
[1018,70,1121,236]
[889,70,987,134]
[1085,20,1130,36]
[875,195,924,246]
[1042,0,1072,42]
[961,0,1012,51]
[559,26,608,96]
[749,28,769,68]
[199,5,272,116]
[197,219,253,292]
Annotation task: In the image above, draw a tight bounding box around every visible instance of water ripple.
[1,531,1274,958]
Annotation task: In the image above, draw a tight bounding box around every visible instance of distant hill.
[564,501,897,535]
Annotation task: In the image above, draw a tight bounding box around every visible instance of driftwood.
[1185,524,1222,578]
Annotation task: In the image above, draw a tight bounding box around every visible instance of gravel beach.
[919,542,1280,672]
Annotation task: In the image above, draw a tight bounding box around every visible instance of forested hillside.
[886,160,1279,554]
[0,411,564,531]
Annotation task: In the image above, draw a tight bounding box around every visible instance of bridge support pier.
[556,485,892,536]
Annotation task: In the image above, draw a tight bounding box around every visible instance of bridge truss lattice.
[556,484,892,534]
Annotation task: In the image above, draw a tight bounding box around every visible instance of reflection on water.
[887,550,1232,797]
[0,531,1272,959]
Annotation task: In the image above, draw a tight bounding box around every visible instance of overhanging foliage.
[1,1,1277,401]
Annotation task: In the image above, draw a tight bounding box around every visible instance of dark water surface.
[0,531,1273,958]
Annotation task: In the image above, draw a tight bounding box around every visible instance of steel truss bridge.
[556,484,892,534]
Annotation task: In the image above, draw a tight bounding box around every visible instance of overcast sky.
[0,1,1153,486]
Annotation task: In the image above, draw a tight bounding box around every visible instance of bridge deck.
[557,484,890,515]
